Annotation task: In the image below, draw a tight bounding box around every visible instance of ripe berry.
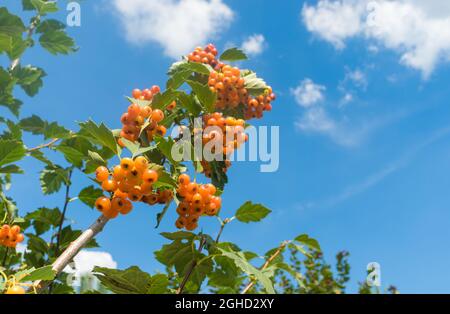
[151,109,164,123]
[178,174,190,185]
[10,225,20,234]
[6,286,25,294]
[95,197,111,212]
[142,169,158,184]
[151,85,161,94]
[127,104,141,119]
[134,156,148,172]
[113,165,126,181]
[95,166,109,182]
[132,89,142,99]
[103,206,119,219]
[175,216,187,229]
[120,158,134,171]
[101,179,118,192]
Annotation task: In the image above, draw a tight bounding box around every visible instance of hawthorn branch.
[176,235,207,294]
[27,138,60,153]
[10,15,40,71]
[54,169,73,257]
[241,241,289,294]
[215,217,232,243]
[33,215,110,292]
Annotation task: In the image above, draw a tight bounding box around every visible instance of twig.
[215,218,231,243]
[27,138,60,153]
[176,235,207,294]
[54,169,73,257]
[48,169,73,293]
[10,15,40,71]
[241,241,288,294]
[33,215,110,292]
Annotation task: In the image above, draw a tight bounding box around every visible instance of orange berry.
[111,197,125,212]
[95,166,109,182]
[192,193,202,204]
[140,181,153,195]
[101,179,118,192]
[128,187,142,202]
[120,199,133,215]
[6,286,25,294]
[132,89,142,99]
[134,156,148,172]
[103,206,119,219]
[120,158,134,171]
[114,189,128,199]
[151,109,164,123]
[175,216,187,229]
[178,174,190,185]
[128,103,141,119]
[142,169,158,184]
[156,125,167,137]
[15,233,24,243]
[10,225,20,234]
[95,197,111,212]
[185,222,198,231]
[187,183,198,195]
[112,165,126,181]
[206,184,217,195]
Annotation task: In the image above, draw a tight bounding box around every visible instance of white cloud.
[346,69,367,89]
[302,0,366,49]
[63,250,117,290]
[302,0,450,78]
[112,0,234,58]
[291,78,326,108]
[241,34,266,56]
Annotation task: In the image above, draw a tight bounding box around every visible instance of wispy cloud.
[241,34,266,56]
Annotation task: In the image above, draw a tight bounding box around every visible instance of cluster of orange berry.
[202,112,248,156]
[187,43,220,69]
[175,174,222,230]
[142,189,174,206]
[94,156,164,219]
[244,88,276,120]
[208,66,248,110]
[119,86,167,145]
[0,224,24,248]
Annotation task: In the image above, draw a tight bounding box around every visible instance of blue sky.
[4,0,450,293]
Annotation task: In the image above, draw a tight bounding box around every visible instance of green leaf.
[218,248,275,294]
[295,234,321,252]
[26,234,49,255]
[30,0,59,15]
[0,140,26,167]
[20,115,70,139]
[22,266,56,282]
[154,136,177,165]
[0,8,26,36]
[78,186,104,209]
[151,89,180,110]
[6,36,30,60]
[120,138,140,156]
[220,48,248,62]
[39,165,70,195]
[242,71,269,96]
[36,19,65,33]
[147,274,169,294]
[11,65,46,97]
[160,231,196,241]
[25,207,61,235]
[0,165,23,174]
[235,201,271,223]
[155,201,172,229]
[177,92,202,116]
[39,29,76,55]
[187,80,216,113]
[167,61,212,89]
[94,266,152,294]
[56,145,84,168]
[79,120,119,155]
